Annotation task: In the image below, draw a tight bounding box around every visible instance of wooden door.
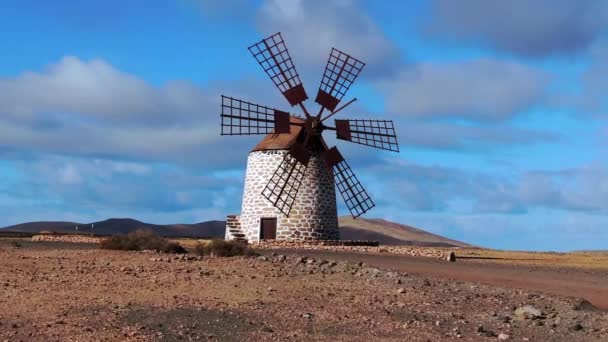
[260,218,277,240]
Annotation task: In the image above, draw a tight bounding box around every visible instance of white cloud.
[58,164,83,185]
[5,155,244,221]
[0,56,265,167]
[256,0,401,78]
[0,56,216,125]
[381,59,550,121]
[371,158,608,215]
[555,40,608,116]
[426,0,608,58]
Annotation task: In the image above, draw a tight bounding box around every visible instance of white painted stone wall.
[240,150,339,243]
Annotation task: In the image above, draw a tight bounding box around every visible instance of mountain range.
[0,217,471,247]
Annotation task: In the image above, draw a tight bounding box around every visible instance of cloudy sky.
[1,0,607,251]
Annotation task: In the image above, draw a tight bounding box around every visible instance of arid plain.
[1,238,607,341]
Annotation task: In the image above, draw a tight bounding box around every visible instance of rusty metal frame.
[335,119,399,152]
[333,120,352,141]
[333,158,375,218]
[274,110,291,134]
[315,48,365,114]
[321,146,344,169]
[221,95,291,135]
[248,32,309,108]
[261,152,308,216]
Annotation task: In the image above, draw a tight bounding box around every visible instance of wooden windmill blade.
[322,147,375,218]
[220,95,291,135]
[248,32,309,108]
[315,48,365,113]
[333,119,399,152]
[261,143,311,216]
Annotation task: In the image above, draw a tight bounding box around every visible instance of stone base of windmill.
[225,214,375,245]
[224,215,454,261]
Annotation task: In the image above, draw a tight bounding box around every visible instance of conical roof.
[251,116,305,152]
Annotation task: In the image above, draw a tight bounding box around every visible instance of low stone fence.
[256,240,379,248]
[27,234,455,261]
[255,240,454,260]
[31,235,104,244]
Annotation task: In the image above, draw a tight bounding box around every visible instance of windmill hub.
[308,117,323,136]
[221,32,400,243]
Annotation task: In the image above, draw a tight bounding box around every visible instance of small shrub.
[194,239,256,257]
[100,229,186,254]
[9,240,22,248]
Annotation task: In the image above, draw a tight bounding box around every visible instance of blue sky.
[1,0,608,251]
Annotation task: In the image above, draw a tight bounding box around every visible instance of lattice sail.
[249,32,308,106]
[335,119,399,152]
[316,48,365,112]
[333,158,375,218]
[221,95,291,135]
[261,151,308,216]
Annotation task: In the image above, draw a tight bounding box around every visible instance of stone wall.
[240,150,339,243]
[255,241,450,259]
[257,240,379,248]
[31,235,103,244]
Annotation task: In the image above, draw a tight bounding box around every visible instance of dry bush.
[100,229,186,254]
[9,240,22,248]
[194,239,256,257]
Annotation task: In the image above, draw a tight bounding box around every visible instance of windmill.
[222,32,399,243]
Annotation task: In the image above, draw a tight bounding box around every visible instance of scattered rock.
[514,305,542,320]
[365,268,381,277]
[302,313,314,319]
[423,279,431,286]
[397,288,406,294]
[571,322,583,331]
[498,333,510,340]
[573,299,597,311]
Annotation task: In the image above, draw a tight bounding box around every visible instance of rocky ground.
[0,240,607,341]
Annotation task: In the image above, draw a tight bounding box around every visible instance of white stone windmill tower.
[222,32,399,243]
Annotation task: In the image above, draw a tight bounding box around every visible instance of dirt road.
[265,249,608,310]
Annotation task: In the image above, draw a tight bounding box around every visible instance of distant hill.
[1,216,471,247]
[0,218,225,238]
[338,217,472,248]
